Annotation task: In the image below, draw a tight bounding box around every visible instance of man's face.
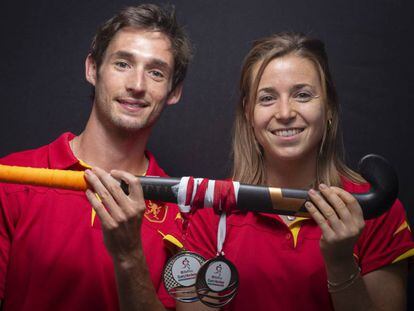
[86,27,181,132]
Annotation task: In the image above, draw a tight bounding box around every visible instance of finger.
[92,167,130,207]
[110,170,147,219]
[85,189,117,229]
[308,189,342,231]
[318,184,352,224]
[110,170,145,203]
[84,169,124,221]
[333,187,365,229]
[304,200,335,240]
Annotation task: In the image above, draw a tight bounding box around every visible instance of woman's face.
[252,54,328,164]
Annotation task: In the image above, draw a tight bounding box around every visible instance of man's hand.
[84,167,146,262]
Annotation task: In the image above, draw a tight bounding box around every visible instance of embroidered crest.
[144,200,168,223]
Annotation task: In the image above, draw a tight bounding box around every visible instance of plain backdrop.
[0,0,413,305]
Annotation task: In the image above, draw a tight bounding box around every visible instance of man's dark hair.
[90,4,192,90]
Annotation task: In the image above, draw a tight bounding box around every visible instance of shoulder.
[145,150,168,177]
[340,176,406,219]
[340,177,370,193]
[0,145,49,167]
[0,132,74,168]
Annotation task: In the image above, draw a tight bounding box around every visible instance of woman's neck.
[264,153,318,189]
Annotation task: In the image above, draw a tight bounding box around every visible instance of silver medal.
[195,255,239,308]
[163,251,206,303]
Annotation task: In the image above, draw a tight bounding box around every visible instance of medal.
[163,251,206,303]
[195,213,239,307]
[196,254,239,307]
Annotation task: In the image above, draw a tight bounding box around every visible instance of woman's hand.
[305,184,365,266]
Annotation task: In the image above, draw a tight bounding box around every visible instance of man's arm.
[84,167,165,311]
[85,167,218,311]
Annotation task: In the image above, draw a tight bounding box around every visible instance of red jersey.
[0,132,180,310]
[184,179,414,311]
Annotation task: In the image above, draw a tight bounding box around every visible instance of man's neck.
[71,120,150,176]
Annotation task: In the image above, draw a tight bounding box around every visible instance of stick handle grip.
[0,164,87,191]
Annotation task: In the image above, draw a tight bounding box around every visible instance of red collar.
[47,132,168,177]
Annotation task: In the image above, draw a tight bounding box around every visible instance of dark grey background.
[0,0,413,304]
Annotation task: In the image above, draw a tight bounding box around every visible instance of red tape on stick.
[185,176,194,205]
[192,179,209,211]
[213,180,236,213]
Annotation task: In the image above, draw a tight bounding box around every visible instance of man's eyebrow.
[108,50,171,73]
[147,59,171,73]
[108,50,135,60]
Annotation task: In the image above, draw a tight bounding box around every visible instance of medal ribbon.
[217,212,227,255]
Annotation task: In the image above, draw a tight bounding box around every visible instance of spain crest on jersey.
[144,200,168,223]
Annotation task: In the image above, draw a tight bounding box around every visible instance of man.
[0,4,191,310]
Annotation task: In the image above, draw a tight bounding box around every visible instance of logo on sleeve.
[144,200,168,223]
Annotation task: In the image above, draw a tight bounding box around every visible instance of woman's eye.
[258,95,275,105]
[295,92,313,102]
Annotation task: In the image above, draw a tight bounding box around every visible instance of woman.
[183,32,414,310]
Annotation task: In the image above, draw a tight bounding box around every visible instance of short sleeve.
[355,199,414,274]
[0,186,15,298]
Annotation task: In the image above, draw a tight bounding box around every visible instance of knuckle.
[349,197,358,205]
[131,200,146,211]
[317,219,326,227]
[115,212,127,223]
[349,228,359,237]
[99,190,112,202]
[335,204,348,214]
[130,176,141,187]
[123,209,136,219]
[107,221,119,231]
[107,183,120,195]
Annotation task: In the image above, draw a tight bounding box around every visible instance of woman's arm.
[306,184,408,311]
[362,261,407,310]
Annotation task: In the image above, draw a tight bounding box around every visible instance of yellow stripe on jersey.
[91,209,97,226]
[78,159,92,169]
[175,212,182,221]
[393,220,411,236]
[392,248,414,263]
[90,192,102,226]
[77,159,97,226]
[158,231,184,249]
[288,217,307,248]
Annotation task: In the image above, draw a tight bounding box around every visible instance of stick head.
[354,154,399,219]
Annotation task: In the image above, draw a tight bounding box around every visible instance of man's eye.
[150,70,165,79]
[115,61,129,69]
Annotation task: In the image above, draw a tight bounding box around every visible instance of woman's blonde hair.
[232,32,362,186]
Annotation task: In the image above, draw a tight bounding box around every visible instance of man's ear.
[166,83,183,106]
[85,54,97,86]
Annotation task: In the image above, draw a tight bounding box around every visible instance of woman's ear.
[243,98,251,123]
